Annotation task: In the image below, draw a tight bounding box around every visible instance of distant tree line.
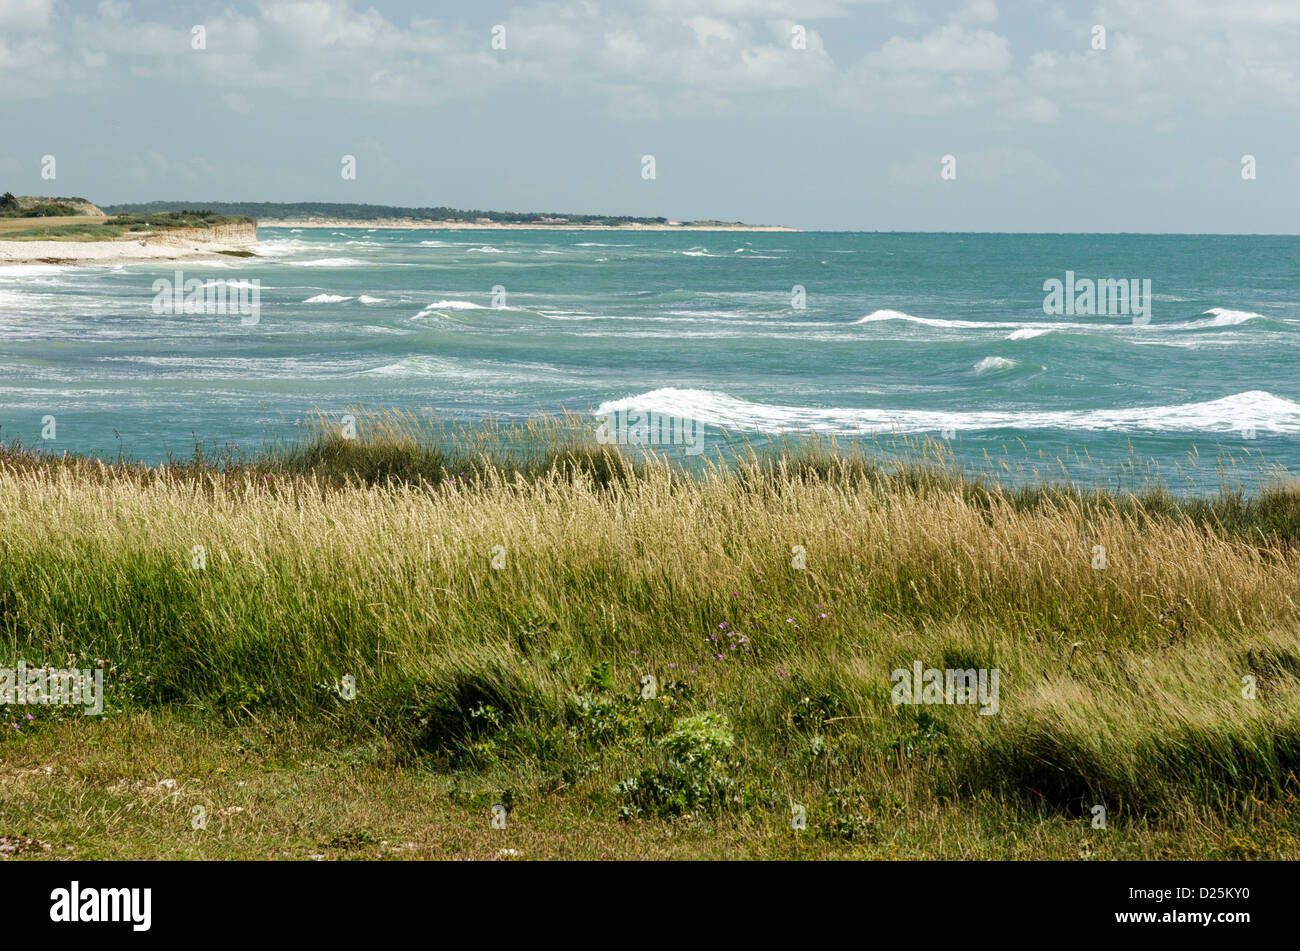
[101,201,684,226]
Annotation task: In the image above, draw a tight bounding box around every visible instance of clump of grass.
[614,712,757,819]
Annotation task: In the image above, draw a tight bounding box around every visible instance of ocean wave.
[358,295,387,304]
[0,264,67,277]
[1166,307,1268,330]
[421,299,484,310]
[363,356,463,378]
[862,307,1285,336]
[288,258,365,268]
[595,388,1300,436]
[303,294,352,303]
[854,309,1020,329]
[362,355,569,383]
[973,356,1019,374]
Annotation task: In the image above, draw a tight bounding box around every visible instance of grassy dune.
[1,416,1298,859]
[0,210,254,241]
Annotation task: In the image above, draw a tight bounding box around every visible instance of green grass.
[0,210,254,241]
[1,416,1298,859]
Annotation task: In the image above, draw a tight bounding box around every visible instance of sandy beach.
[0,226,259,267]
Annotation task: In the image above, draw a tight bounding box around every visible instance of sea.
[3,229,1299,492]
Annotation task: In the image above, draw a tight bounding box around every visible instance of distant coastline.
[104,201,796,232]
[261,218,798,232]
[0,195,798,267]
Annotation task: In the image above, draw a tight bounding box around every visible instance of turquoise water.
[2,229,1299,490]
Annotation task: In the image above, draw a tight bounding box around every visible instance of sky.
[2,0,1299,231]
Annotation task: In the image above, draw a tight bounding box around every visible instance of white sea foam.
[595,388,1300,436]
[862,307,1277,336]
[363,355,572,384]
[303,294,352,303]
[856,309,1025,330]
[364,356,462,378]
[856,309,975,328]
[423,299,484,310]
[358,295,387,304]
[1173,307,1268,329]
[289,258,365,268]
[0,264,68,277]
[973,356,1018,374]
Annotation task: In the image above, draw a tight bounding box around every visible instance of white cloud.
[0,0,52,30]
[953,0,999,25]
[1005,94,1059,123]
[3,0,1300,128]
[642,0,884,16]
[868,23,1011,71]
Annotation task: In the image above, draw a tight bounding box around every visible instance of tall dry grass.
[2,416,1299,821]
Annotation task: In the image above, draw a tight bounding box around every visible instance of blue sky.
[3,0,1299,231]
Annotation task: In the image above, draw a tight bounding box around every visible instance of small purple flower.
[718,622,726,629]
[24,713,34,721]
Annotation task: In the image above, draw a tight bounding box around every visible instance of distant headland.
[0,192,257,266]
[0,195,797,266]
[103,201,799,232]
